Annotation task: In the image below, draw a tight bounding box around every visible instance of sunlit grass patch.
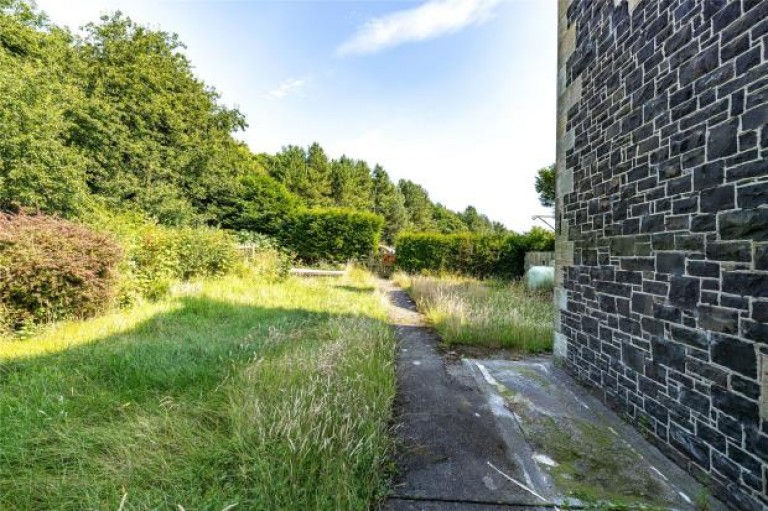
[401,275,553,353]
[0,273,395,510]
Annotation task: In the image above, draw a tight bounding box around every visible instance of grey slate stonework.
[554,1,768,509]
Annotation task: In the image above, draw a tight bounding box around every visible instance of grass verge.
[394,273,553,353]
[0,272,395,510]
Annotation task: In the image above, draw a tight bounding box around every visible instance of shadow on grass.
[0,292,382,405]
[0,285,395,509]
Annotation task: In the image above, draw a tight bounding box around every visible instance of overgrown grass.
[0,273,395,510]
[394,273,553,352]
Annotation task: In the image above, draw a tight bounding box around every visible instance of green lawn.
[0,272,395,510]
[395,274,553,353]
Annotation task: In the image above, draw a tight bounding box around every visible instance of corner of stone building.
[553,0,576,363]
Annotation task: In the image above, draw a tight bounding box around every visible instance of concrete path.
[381,281,726,511]
[381,281,552,510]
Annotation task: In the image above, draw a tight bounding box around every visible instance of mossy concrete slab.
[466,357,728,511]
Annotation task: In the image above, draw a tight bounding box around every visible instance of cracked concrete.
[381,281,727,511]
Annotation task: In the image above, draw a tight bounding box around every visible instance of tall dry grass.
[399,274,553,352]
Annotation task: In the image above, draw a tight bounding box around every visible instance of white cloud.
[267,78,306,100]
[337,0,502,56]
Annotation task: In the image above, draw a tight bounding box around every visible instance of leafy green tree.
[371,166,407,244]
[71,12,247,225]
[0,2,90,216]
[330,156,373,210]
[460,206,494,234]
[398,179,435,232]
[217,172,299,236]
[267,143,332,207]
[305,142,333,206]
[535,164,556,208]
[432,204,468,234]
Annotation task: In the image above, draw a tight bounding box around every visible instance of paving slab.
[466,357,728,511]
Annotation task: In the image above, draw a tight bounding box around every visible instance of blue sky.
[36,0,557,231]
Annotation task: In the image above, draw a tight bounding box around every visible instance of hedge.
[0,213,122,331]
[278,208,384,264]
[395,228,555,279]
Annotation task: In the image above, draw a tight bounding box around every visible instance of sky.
[35,0,557,232]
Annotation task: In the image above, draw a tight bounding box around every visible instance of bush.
[0,213,122,330]
[84,209,239,303]
[395,228,554,280]
[279,208,384,265]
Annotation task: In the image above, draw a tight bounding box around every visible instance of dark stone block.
[721,33,750,62]
[707,119,739,160]
[732,374,760,400]
[641,317,664,336]
[622,343,646,373]
[687,358,728,386]
[746,428,768,464]
[712,0,741,31]
[743,320,768,343]
[705,241,751,261]
[656,252,685,275]
[652,336,686,372]
[669,276,700,310]
[698,305,739,334]
[717,412,743,440]
[723,272,768,298]
[687,260,719,278]
[753,301,768,322]
[645,397,669,423]
[631,292,655,315]
[738,182,768,209]
[651,233,675,251]
[693,162,724,190]
[654,303,681,322]
[681,389,711,416]
[643,280,669,296]
[736,46,762,75]
[610,237,636,256]
[641,213,666,233]
[680,44,720,86]
[719,295,748,310]
[700,184,735,212]
[711,333,758,377]
[712,385,759,423]
[621,257,655,272]
[671,325,709,349]
[670,422,711,469]
[728,443,762,473]
[713,451,740,480]
[719,208,768,241]
[743,104,768,130]
[746,245,768,284]
[691,214,716,232]
[726,159,768,181]
[672,196,698,214]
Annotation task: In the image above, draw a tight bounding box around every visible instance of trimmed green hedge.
[395,228,554,279]
[279,208,384,264]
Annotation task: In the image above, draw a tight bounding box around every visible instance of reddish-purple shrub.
[0,213,122,330]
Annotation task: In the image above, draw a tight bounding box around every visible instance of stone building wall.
[554,1,768,509]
